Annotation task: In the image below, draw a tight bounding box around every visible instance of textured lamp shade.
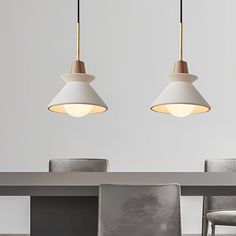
[48,73,108,116]
[48,0,108,117]
[151,73,210,117]
[151,0,211,117]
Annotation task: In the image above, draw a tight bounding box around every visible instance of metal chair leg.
[211,224,215,236]
[201,216,209,236]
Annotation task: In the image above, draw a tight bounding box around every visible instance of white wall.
[0,0,236,234]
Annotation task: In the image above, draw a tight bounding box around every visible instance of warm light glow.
[167,104,196,117]
[64,104,92,117]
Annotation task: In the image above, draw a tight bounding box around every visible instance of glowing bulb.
[167,104,195,117]
[64,104,93,117]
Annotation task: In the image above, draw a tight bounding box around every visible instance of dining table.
[1,172,236,236]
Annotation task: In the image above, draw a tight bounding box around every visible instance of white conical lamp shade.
[151,73,210,116]
[48,73,108,116]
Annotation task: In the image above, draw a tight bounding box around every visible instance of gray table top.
[0,172,236,196]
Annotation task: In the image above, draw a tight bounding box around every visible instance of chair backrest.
[99,184,181,236]
[49,158,109,172]
[204,159,236,212]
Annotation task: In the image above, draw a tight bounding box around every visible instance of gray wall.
[0,0,236,234]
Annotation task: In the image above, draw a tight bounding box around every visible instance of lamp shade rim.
[48,102,108,115]
[151,102,211,114]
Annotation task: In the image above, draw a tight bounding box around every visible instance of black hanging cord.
[179,0,183,60]
[77,0,80,23]
[76,0,80,60]
[180,0,182,23]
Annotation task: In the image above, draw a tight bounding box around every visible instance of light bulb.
[167,104,195,117]
[64,104,93,117]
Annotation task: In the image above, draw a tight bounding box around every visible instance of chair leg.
[201,216,209,236]
[211,224,215,236]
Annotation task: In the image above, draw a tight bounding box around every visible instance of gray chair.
[202,159,236,236]
[32,158,110,236]
[99,184,182,236]
[49,158,109,172]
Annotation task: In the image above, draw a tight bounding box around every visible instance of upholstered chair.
[202,159,236,236]
[49,158,109,172]
[99,184,182,236]
[33,158,110,236]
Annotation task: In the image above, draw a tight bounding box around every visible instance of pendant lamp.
[48,0,108,117]
[150,0,210,117]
